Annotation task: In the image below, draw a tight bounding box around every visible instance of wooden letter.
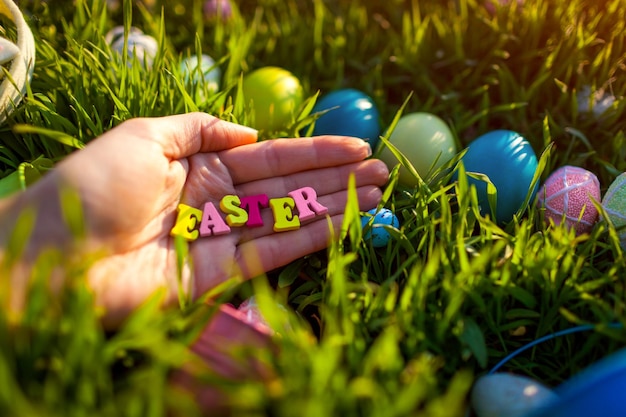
[270,197,300,232]
[199,202,231,236]
[220,195,249,227]
[240,194,269,227]
[171,203,203,241]
[288,186,328,221]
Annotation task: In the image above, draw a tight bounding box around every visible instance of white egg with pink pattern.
[537,165,600,235]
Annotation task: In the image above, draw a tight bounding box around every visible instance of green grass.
[1,0,626,415]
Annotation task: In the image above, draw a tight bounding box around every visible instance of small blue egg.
[310,88,381,149]
[455,130,538,224]
[361,208,399,248]
[524,347,626,417]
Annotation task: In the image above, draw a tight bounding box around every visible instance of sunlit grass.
[0,0,625,415]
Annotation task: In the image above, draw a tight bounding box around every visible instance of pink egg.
[537,165,601,235]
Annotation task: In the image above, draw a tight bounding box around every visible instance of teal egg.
[310,88,381,149]
[456,130,538,224]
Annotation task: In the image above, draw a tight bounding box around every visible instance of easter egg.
[180,54,221,93]
[108,27,158,68]
[537,165,600,235]
[241,66,304,131]
[524,348,626,417]
[601,172,626,249]
[577,85,615,119]
[471,373,559,417]
[238,296,288,334]
[456,130,538,224]
[360,208,400,248]
[309,88,381,149]
[104,25,143,46]
[203,0,233,20]
[377,112,457,186]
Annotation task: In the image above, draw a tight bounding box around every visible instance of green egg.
[241,66,304,131]
[602,172,626,249]
[377,112,457,186]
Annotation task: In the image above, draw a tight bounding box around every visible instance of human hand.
[3,112,388,326]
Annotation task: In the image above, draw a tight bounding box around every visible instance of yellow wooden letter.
[220,195,249,227]
[269,197,300,232]
[171,203,203,241]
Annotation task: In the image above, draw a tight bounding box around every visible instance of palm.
[44,113,387,325]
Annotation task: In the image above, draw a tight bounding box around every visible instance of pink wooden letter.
[288,187,328,221]
[199,202,231,236]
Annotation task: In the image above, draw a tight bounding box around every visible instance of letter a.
[199,202,231,236]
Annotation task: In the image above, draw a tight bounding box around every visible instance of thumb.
[149,112,258,159]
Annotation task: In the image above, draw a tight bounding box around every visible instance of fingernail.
[365,142,372,157]
[243,125,258,136]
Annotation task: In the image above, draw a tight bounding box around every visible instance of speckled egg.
[537,165,600,235]
[377,112,457,187]
[180,54,221,94]
[241,66,304,131]
[601,172,626,249]
[471,373,559,417]
[456,130,538,224]
[309,88,381,149]
[360,208,400,248]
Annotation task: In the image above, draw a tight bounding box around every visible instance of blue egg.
[455,130,538,224]
[361,208,399,248]
[310,88,381,149]
[523,347,626,417]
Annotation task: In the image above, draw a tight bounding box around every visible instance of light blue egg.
[456,130,538,224]
[180,54,221,94]
[471,373,559,417]
[310,88,381,149]
[361,208,399,248]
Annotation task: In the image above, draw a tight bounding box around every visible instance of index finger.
[218,135,373,184]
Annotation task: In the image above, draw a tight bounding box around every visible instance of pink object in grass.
[238,296,288,333]
[171,303,275,412]
[203,0,233,20]
[537,165,601,235]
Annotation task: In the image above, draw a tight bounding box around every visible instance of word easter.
[171,186,328,240]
